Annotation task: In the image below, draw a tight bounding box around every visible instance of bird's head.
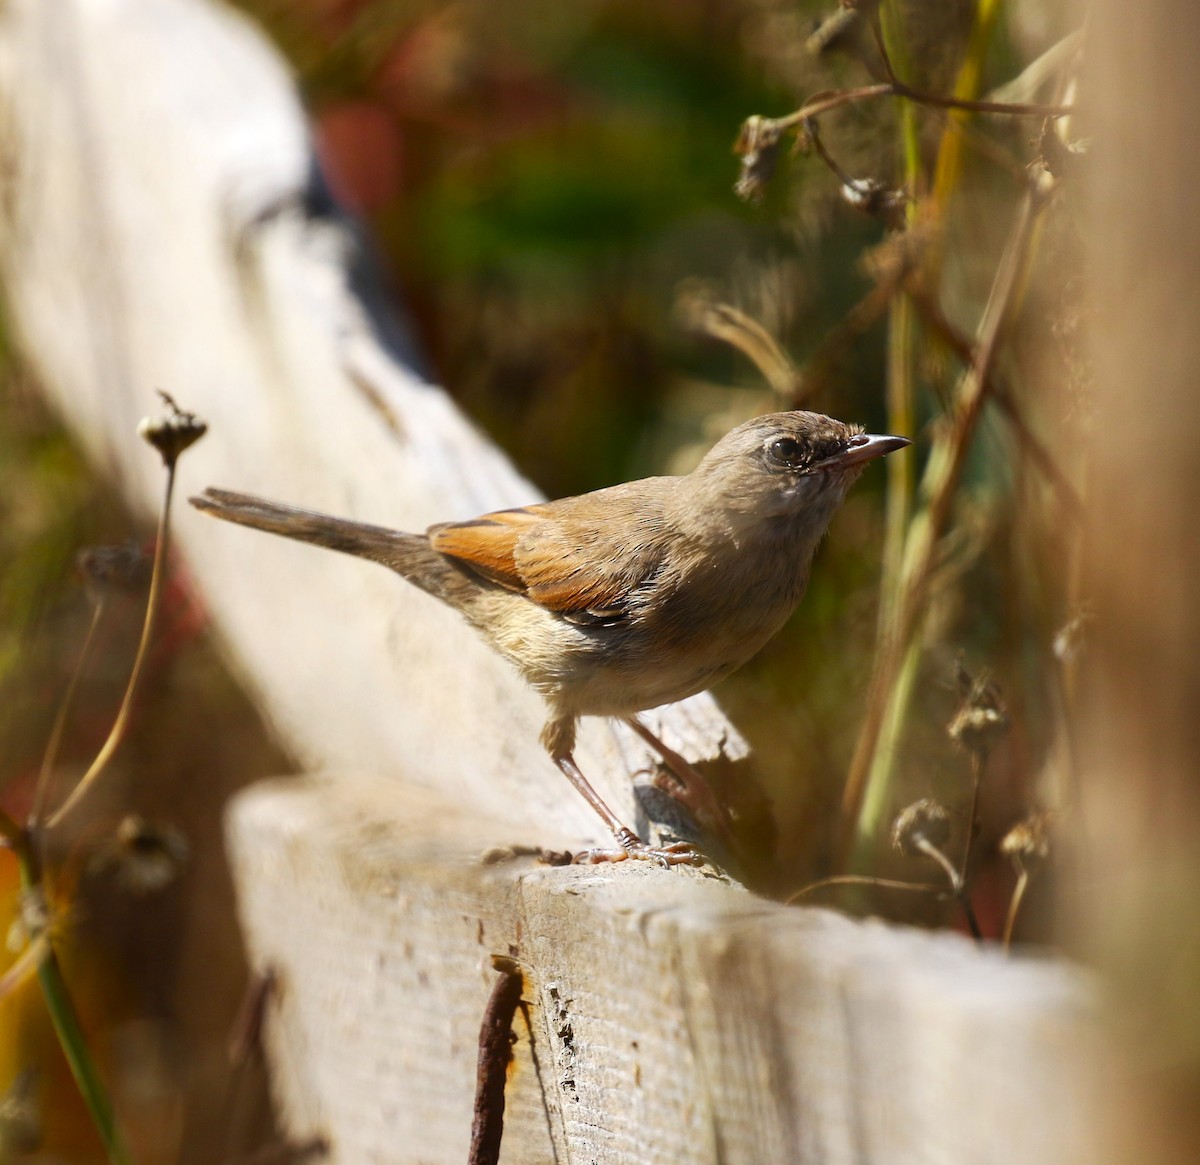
[689,410,911,525]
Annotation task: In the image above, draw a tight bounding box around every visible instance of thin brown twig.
[469,957,524,1165]
[1003,860,1030,948]
[958,750,986,884]
[910,290,1086,522]
[786,874,942,905]
[689,301,800,401]
[31,596,108,833]
[47,463,176,829]
[914,837,983,942]
[765,76,1073,141]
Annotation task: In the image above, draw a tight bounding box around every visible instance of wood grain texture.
[0,0,745,846]
[229,776,1099,1165]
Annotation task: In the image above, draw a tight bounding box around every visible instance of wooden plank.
[229,775,1099,1165]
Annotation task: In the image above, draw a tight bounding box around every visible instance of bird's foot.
[573,828,704,869]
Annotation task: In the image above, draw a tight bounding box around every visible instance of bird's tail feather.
[189,487,468,604]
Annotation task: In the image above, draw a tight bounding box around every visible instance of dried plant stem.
[47,463,176,829]
[914,837,983,942]
[31,596,107,831]
[959,750,986,884]
[762,72,1072,142]
[1003,861,1030,949]
[692,302,800,400]
[911,292,1086,521]
[787,874,941,905]
[840,188,1046,867]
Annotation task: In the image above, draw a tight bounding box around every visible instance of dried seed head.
[90,815,190,894]
[138,390,207,467]
[840,177,908,228]
[892,798,953,859]
[1000,811,1052,864]
[76,540,152,599]
[734,116,784,203]
[948,664,1009,754]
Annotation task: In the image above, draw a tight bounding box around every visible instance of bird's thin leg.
[552,752,701,867]
[623,717,737,848]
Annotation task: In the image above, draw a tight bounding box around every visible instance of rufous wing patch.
[430,503,633,622]
[428,507,541,593]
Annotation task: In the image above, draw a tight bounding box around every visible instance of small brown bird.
[191,411,909,865]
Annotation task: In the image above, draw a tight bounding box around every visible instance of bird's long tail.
[189,487,471,605]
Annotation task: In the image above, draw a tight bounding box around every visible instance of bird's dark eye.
[766,436,804,468]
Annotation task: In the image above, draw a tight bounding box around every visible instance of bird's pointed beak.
[815,432,911,472]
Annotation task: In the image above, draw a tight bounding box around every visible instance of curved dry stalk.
[786,874,942,905]
[757,75,1074,145]
[914,836,983,942]
[47,464,176,829]
[1003,861,1031,948]
[31,595,108,831]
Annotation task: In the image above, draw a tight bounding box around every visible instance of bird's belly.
[545,616,781,718]
[475,570,803,719]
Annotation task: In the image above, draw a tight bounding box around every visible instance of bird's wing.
[429,497,662,626]
[427,507,541,594]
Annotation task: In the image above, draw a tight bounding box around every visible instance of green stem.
[852,635,922,860]
[1003,863,1029,948]
[931,0,1005,209]
[10,848,133,1164]
[867,2,921,836]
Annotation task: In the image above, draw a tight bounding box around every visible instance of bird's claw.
[573,830,704,868]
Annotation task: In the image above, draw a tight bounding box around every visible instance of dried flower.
[89,815,190,893]
[839,177,908,227]
[999,811,1052,864]
[948,664,1009,755]
[892,798,953,859]
[76,541,152,599]
[734,116,784,203]
[137,390,206,467]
